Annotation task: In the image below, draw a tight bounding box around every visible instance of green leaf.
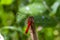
[49,1,60,16]
[1,0,13,5]
[1,12,14,26]
[19,3,46,15]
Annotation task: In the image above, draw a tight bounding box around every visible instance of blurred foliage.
[0,0,60,40]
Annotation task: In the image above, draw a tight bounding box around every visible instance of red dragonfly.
[25,16,34,34]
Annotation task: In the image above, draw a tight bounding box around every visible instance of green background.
[0,0,60,40]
